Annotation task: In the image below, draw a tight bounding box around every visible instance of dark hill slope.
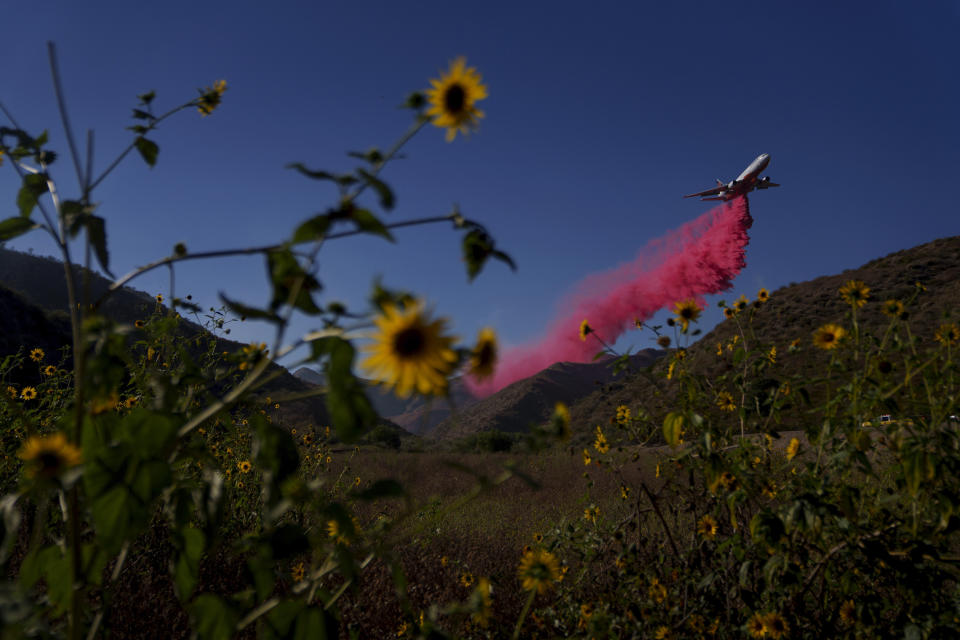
[431,350,665,439]
[0,248,335,430]
[0,284,73,387]
[567,235,960,436]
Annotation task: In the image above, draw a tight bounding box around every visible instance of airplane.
[684,153,780,201]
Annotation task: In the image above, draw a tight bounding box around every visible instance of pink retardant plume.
[467,196,753,397]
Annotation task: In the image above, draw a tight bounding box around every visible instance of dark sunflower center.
[824,333,836,343]
[393,327,426,357]
[476,343,494,365]
[37,451,63,474]
[444,84,466,113]
[680,308,695,319]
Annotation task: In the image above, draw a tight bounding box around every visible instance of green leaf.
[22,546,72,613]
[131,108,154,120]
[134,136,159,167]
[253,416,300,503]
[321,337,377,442]
[264,601,305,639]
[351,208,394,242]
[17,173,48,217]
[286,162,337,182]
[347,147,384,165]
[85,214,112,276]
[267,249,323,314]
[91,486,132,552]
[82,543,109,586]
[292,214,332,244]
[663,412,683,448]
[356,169,395,210]
[119,409,178,458]
[137,90,156,105]
[173,526,206,601]
[461,228,515,281]
[0,216,38,241]
[247,546,276,601]
[220,293,283,324]
[190,594,238,640]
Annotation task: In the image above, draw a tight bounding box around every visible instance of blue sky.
[3,1,958,367]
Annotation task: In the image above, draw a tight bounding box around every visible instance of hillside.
[0,247,337,430]
[567,234,960,435]
[430,350,665,439]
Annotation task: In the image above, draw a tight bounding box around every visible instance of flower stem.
[512,589,536,640]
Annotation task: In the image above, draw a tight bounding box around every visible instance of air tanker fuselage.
[684,153,779,201]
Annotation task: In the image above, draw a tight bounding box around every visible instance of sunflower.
[30,348,45,362]
[361,301,458,397]
[654,627,671,640]
[579,319,593,342]
[762,612,789,639]
[839,600,856,626]
[935,323,959,346]
[155,293,163,303]
[882,299,904,318]
[716,391,736,412]
[656,335,671,348]
[697,514,718,539]
[470,578,493,627]
[786,437,800,461]
[134,319,145,329]
[593,426,609,454]
[734,295,749,312]
[460,572,475,588]
[197,79,227,116]
[672,299,702,332]
[582,449,592,466]
[767,346,777,364]
[327,520,350,545]
[425,57,487,142]
[517,548,561,594]
[723,307,736,319]
[237,460,252,474]
[839,280,870,308]
[647,578,667,603]
[6,386,17,399]
[20,387,38,401]
[757,288,770,302]
[43,365,56,376]
[813,323,846,350]
[719,471,737,490]
[746,612,766,638]
[551,402,571,440]
[470,327,498,381]
[291,562,306,582]
[19,433,82,479]
[584,505,600,523]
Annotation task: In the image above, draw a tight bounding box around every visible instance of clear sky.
[3,1,958,368]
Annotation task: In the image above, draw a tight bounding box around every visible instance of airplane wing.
[683,186,724,199]
[755,181,780,189]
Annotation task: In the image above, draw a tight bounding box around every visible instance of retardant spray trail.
[468,196,753,396]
